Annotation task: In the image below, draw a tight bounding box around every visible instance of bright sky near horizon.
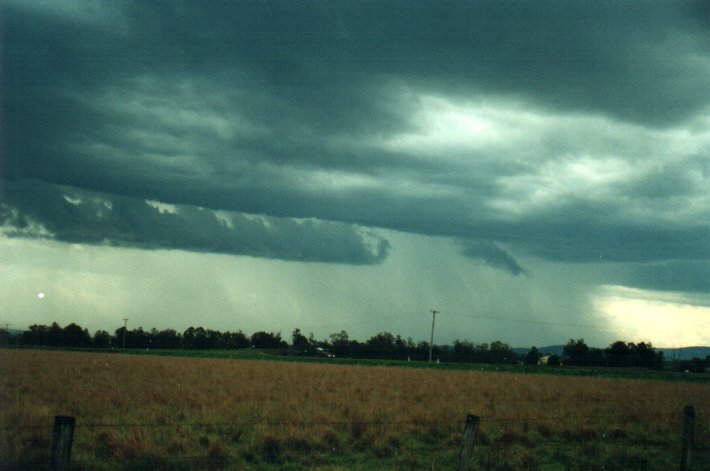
[1,1,709,347]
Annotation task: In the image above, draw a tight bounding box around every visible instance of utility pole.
[122,318,128,349]
[429,309,439,363]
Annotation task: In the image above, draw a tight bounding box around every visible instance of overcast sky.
[2,1,709,347]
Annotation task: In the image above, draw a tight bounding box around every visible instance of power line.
[445,311,618,333]
[307,310,636,337]
[428,309,439,363]
[259,308,677,345]
[122,318,128,348]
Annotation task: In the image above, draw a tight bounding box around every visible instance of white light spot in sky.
[37,292,45,299]
[595,286,710,347]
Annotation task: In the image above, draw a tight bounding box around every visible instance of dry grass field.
[0,349,707,470]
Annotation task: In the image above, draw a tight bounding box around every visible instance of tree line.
[1,323,510,362]
[560,338,663,369]
[0,322,690,371]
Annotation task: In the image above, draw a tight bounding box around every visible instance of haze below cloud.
[1,0,709,346]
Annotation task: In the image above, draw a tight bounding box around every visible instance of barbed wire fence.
[0,406,699,470]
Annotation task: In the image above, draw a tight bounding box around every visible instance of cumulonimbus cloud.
[0,180,390,265]
[457,239,527,276]
[1,1,709,294]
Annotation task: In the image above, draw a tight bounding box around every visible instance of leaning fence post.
[456,414,480,471]
[680,405,694,471]
[50,415,75,471]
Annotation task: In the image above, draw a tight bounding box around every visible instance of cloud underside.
[458,240,526,276]
[1,1,709,289]
[0,180,389,265]
[4,179,708,294]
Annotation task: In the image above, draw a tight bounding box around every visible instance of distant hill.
[513,345,710,362]
[513,345,564,356]
[658,346,710,362]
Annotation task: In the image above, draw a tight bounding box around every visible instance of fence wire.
[0,410,687,431]
[1,409,702,471]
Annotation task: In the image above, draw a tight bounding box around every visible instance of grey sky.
[1,1,709,346]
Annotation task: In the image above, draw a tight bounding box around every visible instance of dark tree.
[93,330,111,348]
[192,327,208,349]
[365,332,396,359]
[21,325,49,346]
[394,335,415,359]
[222,331,250,349]
[206,329,222,349]
[251,331,286,349]
[291,328,309,352]
[153,329,180,349]
[473,343,491,363]
[131,327,150,349]
[606,341,663,369]
[489,340,516,364]
[524,346,542,365]
[630,341,663,369]
[606,341,632,367]
[62,323,91,347]
[563,338,590,366]
[414,340,436,361]
[450,341,498,363]
[328,330,351,357]
[452,340,475,362]
[48,322,63,347]
[0,328,10,346]
[114,327,128,348]
[183,327,209,349]
[587,347,605,367]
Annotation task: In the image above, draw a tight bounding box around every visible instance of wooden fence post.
[50,415,75,471]
[680,405,694,471]
[456,414,480,471]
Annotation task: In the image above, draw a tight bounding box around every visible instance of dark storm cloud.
[0,180,390,265]
[509,199,710,264]
[458,240,526,276]
[117,0,709,126]
[1,1,709,290]
[627,261,710,295]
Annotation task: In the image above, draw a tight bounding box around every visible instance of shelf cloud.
[1,1,708,345]
[1,180,390,265]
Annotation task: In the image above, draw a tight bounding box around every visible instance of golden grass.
[0,349,707,470]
